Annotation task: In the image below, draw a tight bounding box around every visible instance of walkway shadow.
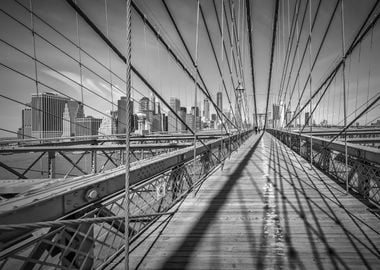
[157,135,263,269]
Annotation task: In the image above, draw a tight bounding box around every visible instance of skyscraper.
[150,93,156,114]
[139,96,152,125]
[67,100,84,136]
[305,112,310,126]
[99,111,118,135]
[117,97,134,134]
[162,113,168,132]
[203,98,210,121]
[179,107,187,132]
[169,97,180,112]
[151,101,162,132]
[139,97,150,112]
[21,107,32,139]
[31,92,69,138]
[186,113,194,131]
[285,110,292,126]
[76,116,102,138]
[62,104,71,137]
[216,92,222,111]
[272,104,280,128]
[191,106,200,117]
[216,92,222,126]
[168,97,180,133]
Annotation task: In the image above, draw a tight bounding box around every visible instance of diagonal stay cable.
[64,0,225,163]
[212,0,237,90]
[282,0,321,111]
[198,3,242,130]
[288,0,341,116]
[245,0,258,127]
[160,0,230,133]
[286,1,380,128]
[279,0,310,111]
[276,0,300,104]
[311,94,380,161]
[132,0,238,131]
[264,0,280,130]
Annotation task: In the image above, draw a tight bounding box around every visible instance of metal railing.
[267,129,380,208]
[0,130,252,270]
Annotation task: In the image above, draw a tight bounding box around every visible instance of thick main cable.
[133,0,237,131]
[245,0,258,127]
[286,1,380,128]
[264,0,280,130]
[161,0,230,133]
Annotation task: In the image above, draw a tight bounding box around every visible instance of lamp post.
[235,83,245,131]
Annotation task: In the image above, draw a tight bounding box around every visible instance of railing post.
[229,133,231,159]
[120,149,124,166]
[91,150,97,173]
[48,151,56,179]
[321,148,331,172]
[358,172,370,199]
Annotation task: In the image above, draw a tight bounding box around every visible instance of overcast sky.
[0,0,379,137]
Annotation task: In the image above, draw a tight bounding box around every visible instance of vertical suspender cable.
[355,43,361,118]
[308,0,313,165]
[264,0,280,130]
[29,0,41,140]
[245,0,258,129]
[340,0,348,193]
[193,0,200,170]
[105,0,114,114]
[124,0,131,268]
[221,0,224,61]
[199,4,241,131]
[220,2,225,160]
[365,28,374,124]
[75,0,84,106]
[296,6,302,155]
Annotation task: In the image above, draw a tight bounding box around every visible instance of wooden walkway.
[122,133,380,269]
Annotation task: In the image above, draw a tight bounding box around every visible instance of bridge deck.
[122,133,380,269]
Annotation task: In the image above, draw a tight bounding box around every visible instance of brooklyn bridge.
[0,0,379,269]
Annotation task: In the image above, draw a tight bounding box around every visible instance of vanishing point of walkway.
[126,133,380,269]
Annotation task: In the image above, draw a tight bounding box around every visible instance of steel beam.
[0,143,193,154]
[0,131,252,245]
[267,129,380,165]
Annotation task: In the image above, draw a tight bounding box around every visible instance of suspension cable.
[245,0,258,127]
[286,2,380,128]
[161,0,231,133]
[312,93,380,161]
[289,0,340,116]
[277,0,300,106]
[193,0,200,168]
[198,4,241,130]
[134,1,237,131]
[264,0,280,130]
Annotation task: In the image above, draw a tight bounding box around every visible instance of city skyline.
[15,91,238,140]
[1,1,379,138]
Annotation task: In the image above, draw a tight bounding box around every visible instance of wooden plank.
[122,133,380,270]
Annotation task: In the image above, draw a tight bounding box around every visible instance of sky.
[0,0,379,137]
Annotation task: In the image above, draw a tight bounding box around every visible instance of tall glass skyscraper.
[216,92,222,112]
[168,97,180,133]
[203,98,210,121]
[31,92,69,138]
[117,97,134,134]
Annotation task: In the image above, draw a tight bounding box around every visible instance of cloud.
[42,69,112,99]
